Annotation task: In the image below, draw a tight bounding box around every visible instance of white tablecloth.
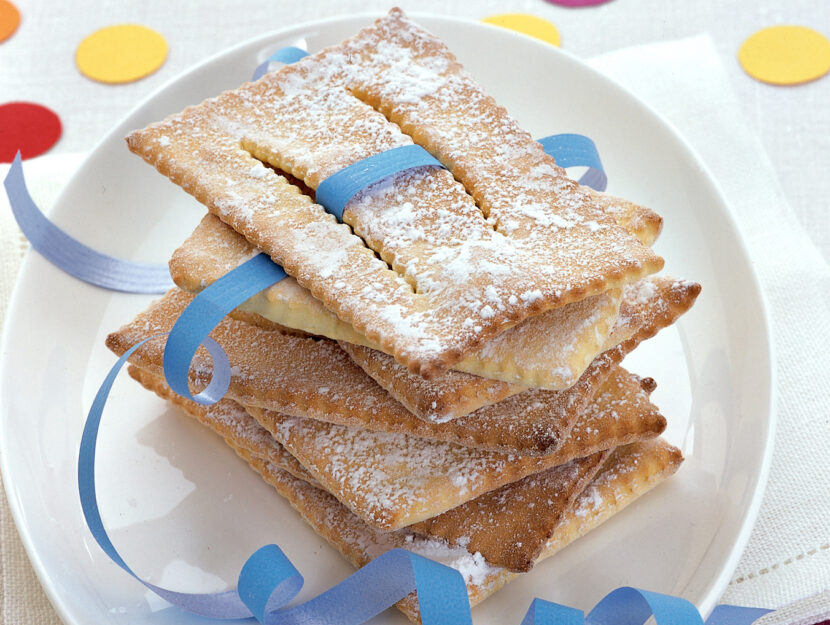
[2,2,830,623]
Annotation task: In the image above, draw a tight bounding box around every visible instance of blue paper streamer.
[315,144,445,220]
[79,340,772,624]
[162,252,285,405]
[78,340,771,623]
[706,605,775,625]
[537,133,608,191]
[79,333,252,618]
[252,46,310,81]
[80,340,472,622]
[2,152,174,293]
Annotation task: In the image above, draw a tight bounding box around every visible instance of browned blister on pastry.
[128,8,662,379]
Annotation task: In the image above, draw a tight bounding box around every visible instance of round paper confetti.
[0,102,62,163]
[481,14,561,47]
[739,25,830,85]
[545,0,613,6]
[0,0,21,42]
[76,24,167,84]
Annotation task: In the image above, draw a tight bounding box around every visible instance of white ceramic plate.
[0,13,774,625]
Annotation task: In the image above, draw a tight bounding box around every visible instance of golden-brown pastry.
[128,363,667,573]
[246,438,682,623]
[106,289,596,456]
[170,214,627,390]
[127,8,662,378]
[341,276,700,420]
[409,451,610,572]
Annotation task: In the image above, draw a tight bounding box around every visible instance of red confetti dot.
[0,102,62,163]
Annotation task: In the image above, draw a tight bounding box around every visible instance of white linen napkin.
[2,35,829,625]
[588,35,830,621]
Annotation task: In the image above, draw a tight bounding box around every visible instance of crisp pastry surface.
[407,366,666,571]
[172,212,624,389]
[243,361,667,531]
[343,275,699,420]
[244,437,682,624]
[128,8,662,378]
[409,451,609,572]
[106,289,590,455]
[247,407,578,530]
[338,337,524,422]
[127,362,663,573]
[105,285,690,455]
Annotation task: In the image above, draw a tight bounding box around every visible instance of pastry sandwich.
[109,8,700,622]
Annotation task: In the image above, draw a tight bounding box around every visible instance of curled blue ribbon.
[79,332,772,623]
[161,252,284,405]
[315,144,446,220]
[80,332,471,622]
[537,133,608,192]
[252,46,310,81]
[2,152,174,293]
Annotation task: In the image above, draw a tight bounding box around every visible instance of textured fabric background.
[2,0,828,260]
[589,38,830,616]
[2,2,829,623]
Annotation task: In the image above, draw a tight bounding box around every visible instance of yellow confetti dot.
[76,24,167,84]
[481,14,561,47]
[739,25,830,85]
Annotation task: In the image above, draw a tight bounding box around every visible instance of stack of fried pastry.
[108,8,701,622]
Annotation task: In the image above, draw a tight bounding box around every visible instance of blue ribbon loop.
[162,252,284,405]
[521,599,584,625]
[2,152,174,293]
[706,605,775,625]
[252,46,310,81]
[78,335,771,623]
[79,333,252,618]
[537,133,608,192]
[315,144,445,220]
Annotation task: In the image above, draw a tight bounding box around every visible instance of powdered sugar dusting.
[129,8,660,373]
[264,411,563,528]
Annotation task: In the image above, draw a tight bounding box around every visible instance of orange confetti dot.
[0,0,21,43]
[481,14,561,47]
[76,24,167,84]
[739,25,830,85]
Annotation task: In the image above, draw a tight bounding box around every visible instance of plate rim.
[0,10,777,624]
